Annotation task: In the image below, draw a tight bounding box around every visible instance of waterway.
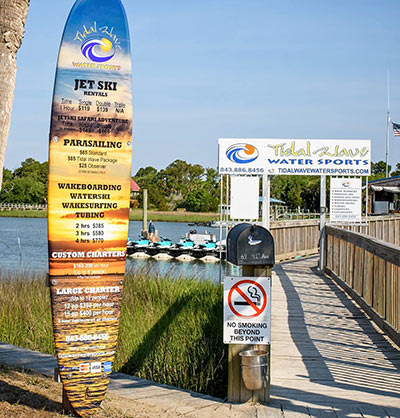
[0,217,227,282]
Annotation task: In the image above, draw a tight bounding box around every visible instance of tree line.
[1,158,399,211]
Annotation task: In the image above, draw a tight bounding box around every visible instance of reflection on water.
[0,218,227,282]
[126,257,226,283]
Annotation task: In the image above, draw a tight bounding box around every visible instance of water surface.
[0,218,226,282]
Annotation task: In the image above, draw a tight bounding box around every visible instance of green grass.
[0,210,47,218]
[129,209,218,223]
[0,270,227,398]
[0,209,218,223]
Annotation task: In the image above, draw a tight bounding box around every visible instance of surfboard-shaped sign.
[47,0,132,415]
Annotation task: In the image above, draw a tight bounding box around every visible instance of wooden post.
[227,265,271,404]
[142,189,148,234]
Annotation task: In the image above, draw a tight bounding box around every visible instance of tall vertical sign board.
[330,178,362,223]
[47,1,132,416]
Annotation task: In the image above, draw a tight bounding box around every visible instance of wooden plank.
[228,343,252,402]
[256,404,283,418]
[385,406,400,418]
[331,407,363,417]
[339,238,344,281]
[281,406,311,417]
[307,407,338,417]
[372,255,385,316]
[353,245,361,295]
[348,242,354,289]
[386,262,393,326]
[396,264,400,331]
[359,244,365,298]
[363,250,373,306]
[357,406,390,418]
[325,267,400,346]
[331,236,337,275]
[329,234,334,271]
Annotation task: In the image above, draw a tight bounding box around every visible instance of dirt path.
[0,365,183,418]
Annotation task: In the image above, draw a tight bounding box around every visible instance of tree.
[370,161,390,180]
[0,158,47,203]
[154,160,205,209]
[0,0,30,190]
[133,166,168,210]
[390,163,400,177]
[132,161,221,211]
[270,175,320,211]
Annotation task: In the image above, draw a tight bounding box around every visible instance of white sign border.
[223,276,271,345]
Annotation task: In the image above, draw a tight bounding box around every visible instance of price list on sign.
[330,178,362,223]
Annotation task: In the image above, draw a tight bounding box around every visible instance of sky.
[5,0,400,174]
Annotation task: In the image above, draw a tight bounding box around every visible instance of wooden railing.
[270,219,320,261]
[266,215,400,263]
[342,215,400,246]
[0,203,47,211]
[324,225,400,346]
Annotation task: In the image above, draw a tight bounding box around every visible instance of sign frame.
[223,276,271,345]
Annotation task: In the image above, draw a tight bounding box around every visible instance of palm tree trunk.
[0,0,29,190]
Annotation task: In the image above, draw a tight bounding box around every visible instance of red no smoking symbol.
[228,280,267,318]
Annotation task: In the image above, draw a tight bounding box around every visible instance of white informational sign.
[230,176,259,220]
[330,177,362,222]
[218,138,371,176]
[224,276,271,345]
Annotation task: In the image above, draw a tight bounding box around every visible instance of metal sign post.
[262,174,270,230]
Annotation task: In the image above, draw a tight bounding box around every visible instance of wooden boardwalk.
[271,257,400,417]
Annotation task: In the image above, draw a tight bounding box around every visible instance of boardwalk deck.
[271,257,400,417]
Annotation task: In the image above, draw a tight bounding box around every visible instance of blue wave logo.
[226,143,259,164]
[81,37,115,63]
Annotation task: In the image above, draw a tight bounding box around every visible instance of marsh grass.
[0,269,227,398]
[0,270,54,354]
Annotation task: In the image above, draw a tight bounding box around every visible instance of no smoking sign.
[224,276,271,345]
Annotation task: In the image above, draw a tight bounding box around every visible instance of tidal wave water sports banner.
[47,0,132,415]
[218,139,371,176]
